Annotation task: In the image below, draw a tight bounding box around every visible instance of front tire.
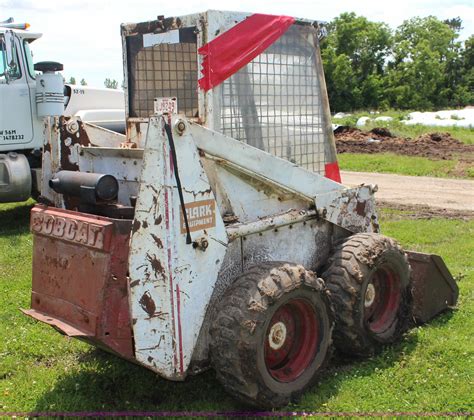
[322,233,412,356]
[210,262,333,408]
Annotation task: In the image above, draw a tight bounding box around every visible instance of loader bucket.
[22,205,134,359]
[407,251,458,324]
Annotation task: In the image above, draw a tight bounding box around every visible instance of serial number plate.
[154,97,178,115]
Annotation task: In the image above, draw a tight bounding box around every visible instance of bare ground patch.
[378,200,474,220]
[335,127,474,177]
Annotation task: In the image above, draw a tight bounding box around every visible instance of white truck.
[0,18,125,203]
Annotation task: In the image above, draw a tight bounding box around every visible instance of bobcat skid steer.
[23,11,458,408]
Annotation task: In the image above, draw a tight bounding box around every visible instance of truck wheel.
[322,233,411,356]
[210,262,333,408]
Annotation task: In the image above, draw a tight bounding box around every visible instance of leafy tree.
[68,76,76,85]
[104,78,118,89]
[80,78,87,86]
[386,16,466,108]
[321,12,392,111]
[454,35,474,105]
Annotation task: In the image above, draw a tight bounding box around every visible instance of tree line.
[320,13,473,111]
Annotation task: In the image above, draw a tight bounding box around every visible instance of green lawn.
[0,201,472,414]
[338,153,472,178]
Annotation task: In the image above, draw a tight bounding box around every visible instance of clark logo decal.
[180,199,216,234]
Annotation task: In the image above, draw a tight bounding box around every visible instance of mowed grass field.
[0,200,473,414]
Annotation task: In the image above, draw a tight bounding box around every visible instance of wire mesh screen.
[220,25,326,173]
[128,31,198,118]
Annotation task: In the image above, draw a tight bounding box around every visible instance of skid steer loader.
[22,11,458,408]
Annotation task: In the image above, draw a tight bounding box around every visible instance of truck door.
[0,31,35,151]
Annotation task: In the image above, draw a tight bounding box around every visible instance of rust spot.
[132,318,137,325]
[146,253,165,276]
[132,219,141,233]
[155,215,163,225]
[142,220,149,229]
[44,143,51,153]
[148,356,154,363]
[151,233,163,248]
[58,117,91,172]
[130,279,140,288]
[139,291,156,317]
[356,201,367,217]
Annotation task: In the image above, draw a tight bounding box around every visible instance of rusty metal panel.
[27,205,134,358]
[40,117,64,208]
[407,251,459,324]
[315,185,380,233]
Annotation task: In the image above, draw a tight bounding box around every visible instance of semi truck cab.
[0,19,125,203]
[0,23,41,150]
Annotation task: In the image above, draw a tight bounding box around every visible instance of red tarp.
[198,13,295,91]
[324,162,342,183]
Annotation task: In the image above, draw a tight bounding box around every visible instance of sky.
[2,0,473,87]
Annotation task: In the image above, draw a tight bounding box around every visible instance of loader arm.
[188,121,380,233]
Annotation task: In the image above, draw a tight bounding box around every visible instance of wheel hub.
[268,321,287,350]
[264,298,320,382]
[364,266,402,334]
[365,283,376,308]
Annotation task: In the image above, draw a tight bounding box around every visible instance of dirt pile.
[335,126,474,160]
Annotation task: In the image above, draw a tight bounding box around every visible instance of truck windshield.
[23,40,35,79]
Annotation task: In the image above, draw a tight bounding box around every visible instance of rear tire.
[210,262,333,408]
[322,233,411,356]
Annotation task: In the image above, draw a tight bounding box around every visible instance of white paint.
[128,116,228,379]
[143,30,179,47]
[189,123,344,199]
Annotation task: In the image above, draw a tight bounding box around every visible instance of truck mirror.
[4,30,20,81]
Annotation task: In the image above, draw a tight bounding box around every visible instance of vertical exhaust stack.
[34,61,64,117]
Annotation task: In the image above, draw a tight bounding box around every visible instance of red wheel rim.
[264,298,319,382]
[364,265,401,334]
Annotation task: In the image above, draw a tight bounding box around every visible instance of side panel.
[241,219,333,272]
[25,206,134,358]
[128,116,228,380]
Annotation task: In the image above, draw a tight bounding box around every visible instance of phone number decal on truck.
[0,129,25,141]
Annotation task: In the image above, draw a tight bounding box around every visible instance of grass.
[333,110,474,145]
[0,201,473,414]
[337,153,470,178]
